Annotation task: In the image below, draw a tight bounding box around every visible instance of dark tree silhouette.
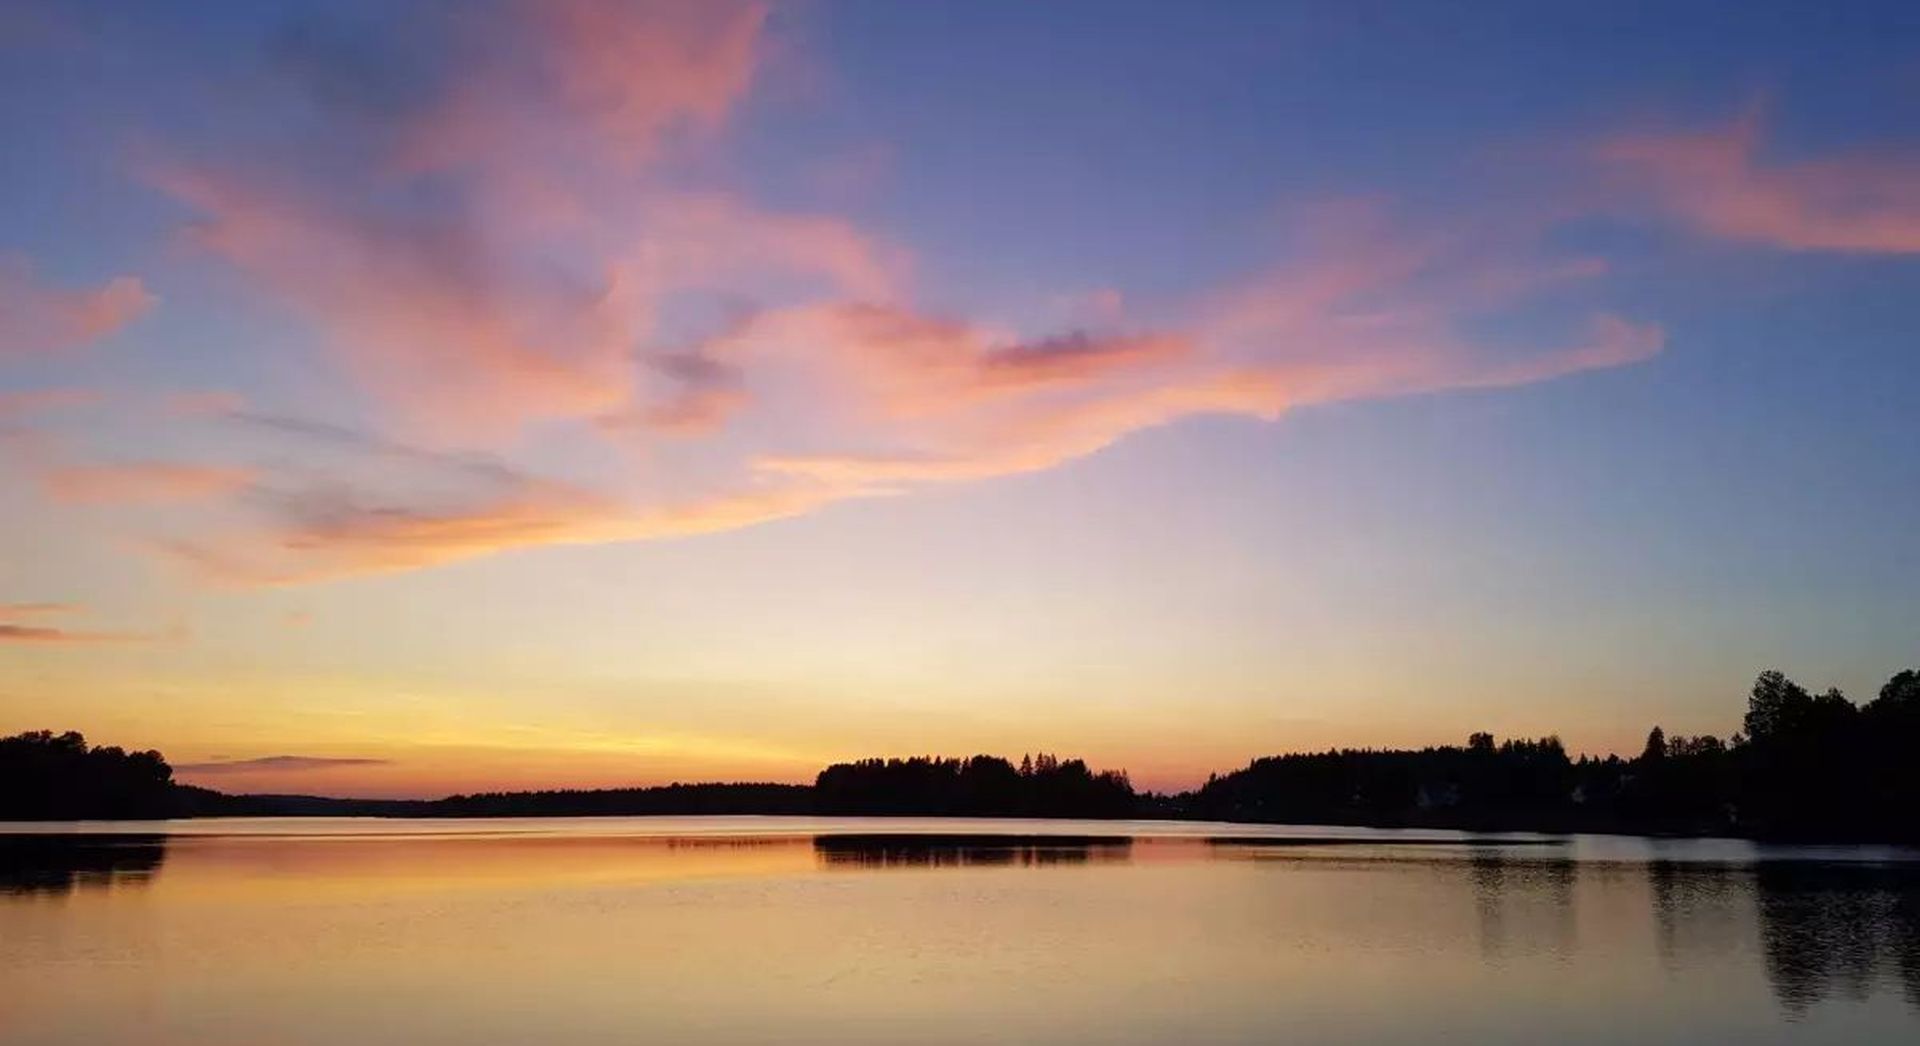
[0,730,176,820]
[1734,672,1878,838]
[1641,726,1667,762]
[1184,734,1578,830]
[428,782,813,818]
[1180,668,1919,841]
[1744,670,1814,742]
[814,754,1135,818]
[1875,669,1920,712]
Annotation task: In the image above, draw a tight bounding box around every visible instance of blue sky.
[1,0,1915,796]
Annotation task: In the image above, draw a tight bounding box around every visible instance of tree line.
[4,667,1915,840]
[814,753,1135,817]
[1180,668,1920,840]
[0,730,175,820]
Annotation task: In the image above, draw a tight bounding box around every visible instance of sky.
[2,0,1917,798]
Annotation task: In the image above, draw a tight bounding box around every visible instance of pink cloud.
[1459,314,1665,390]
[0,624,184,645]
[144,207,1659,586]
[979,332,1189,387]
[530,0,766,153]
[0,387,102,417]
[144,1,893,446]
[0,624,128,644]
[0,256,153,357]
[693,304,1193,429]
[610,349,751,435]
[151,164,643,441]
[42,461,258,504]
[149,170,908,443]
[731,214,1661,491]
[628,192,908,304]
[407,0,768,173]
[0,602,84,620]
[158,474,856,586]
[102,8,1664,586]
[1598,116,1920,252]
[0,602,182,645]
[751,314,1659,489]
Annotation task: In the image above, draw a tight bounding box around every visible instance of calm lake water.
[3,817,1917,1044]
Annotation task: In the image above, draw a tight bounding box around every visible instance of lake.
[3,817,1917,1044]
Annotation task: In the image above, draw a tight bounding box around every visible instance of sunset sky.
[2,1,1917,798]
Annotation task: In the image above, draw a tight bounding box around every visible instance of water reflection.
[1194,839,1920,1018]
[0,834,167,896]
[1425,851,1580,962]
[1,824,1917,1041]
[1642,856,1920,1016]
[813,833,1133,869]
[1648,859,1748,969]
[1754,862,1920,1016]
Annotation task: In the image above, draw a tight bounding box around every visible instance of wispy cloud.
[145,208,1659,585]
[175,755,391,773]
[612,349,751,435]
[739,211,1660,489]
[0,601,184,644]
[42,462,258,505]
[0,255,153,357]
[0,602,84,619]
[223,409,528,485]
[0,624,131,644]
[88,2,1670,586]
[147,164,645,440]
[401,0,768,172]
[155,473,856,586]
[139,0,882,443]
[0,388,102,418]
[0,622,176,645]
[1597,113,1920,253]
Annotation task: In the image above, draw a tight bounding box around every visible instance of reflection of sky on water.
[2,822,1918,1041]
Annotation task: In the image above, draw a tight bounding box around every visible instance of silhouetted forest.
[5,667,1917,839]
[1182,668,1920,841]
[429,782,814,817]
[173,781,813,818]
[0,731,176,820]
[814,754,1135,817]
